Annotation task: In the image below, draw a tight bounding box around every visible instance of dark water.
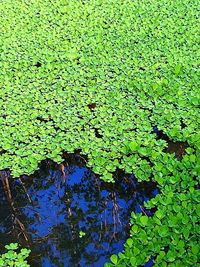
[0,155,158,267]
[153,126,188,159]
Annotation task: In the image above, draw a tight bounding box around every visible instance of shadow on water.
[153,126,188,159]
[0,153,158,267]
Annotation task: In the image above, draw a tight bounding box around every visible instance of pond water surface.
[0,154,158,267]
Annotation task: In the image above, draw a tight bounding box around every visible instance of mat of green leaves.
[0,0,199,266]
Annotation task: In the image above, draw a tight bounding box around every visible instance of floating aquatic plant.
[0,243,30,267]
[0,0,199,266]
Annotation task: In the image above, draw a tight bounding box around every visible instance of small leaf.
[191,245,199,255]
[127,238,133,247]
[155,210,164,219]
[129,140,139,152]
[174,64,182,75]
[110,254,118,265]
[130,256,137,266]
[5,243,18,251]
[140,216,149,226]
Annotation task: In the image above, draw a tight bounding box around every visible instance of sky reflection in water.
[0,158,158,267]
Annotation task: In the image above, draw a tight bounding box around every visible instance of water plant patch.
[0,0,199,266]
[0,243,30,267]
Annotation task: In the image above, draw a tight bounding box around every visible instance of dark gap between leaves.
[35,62,42,68]
[87,103,96,110]
[153,126,188,159]
[94,128,103,138]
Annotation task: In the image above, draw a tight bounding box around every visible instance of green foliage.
[0,0,199,266]
[0,243,30,267]
[79,230,86,238]
[0,0,199,179]
[105,151,199,266]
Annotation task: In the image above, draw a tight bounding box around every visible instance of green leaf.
[127,238,133,247]
[191,245,199,255]
[129,140,139,152]
[5,243,18,251]
[110,254,118,265]
[140,216,149,226]
[167,250,175,262]
[155,210,164,220]
[174,64,182,75]
[130,256,137,266]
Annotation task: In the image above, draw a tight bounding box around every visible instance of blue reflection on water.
[0,159,158,267]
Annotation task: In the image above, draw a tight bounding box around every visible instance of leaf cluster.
[0,243,30,267]
[0,0,199,266]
